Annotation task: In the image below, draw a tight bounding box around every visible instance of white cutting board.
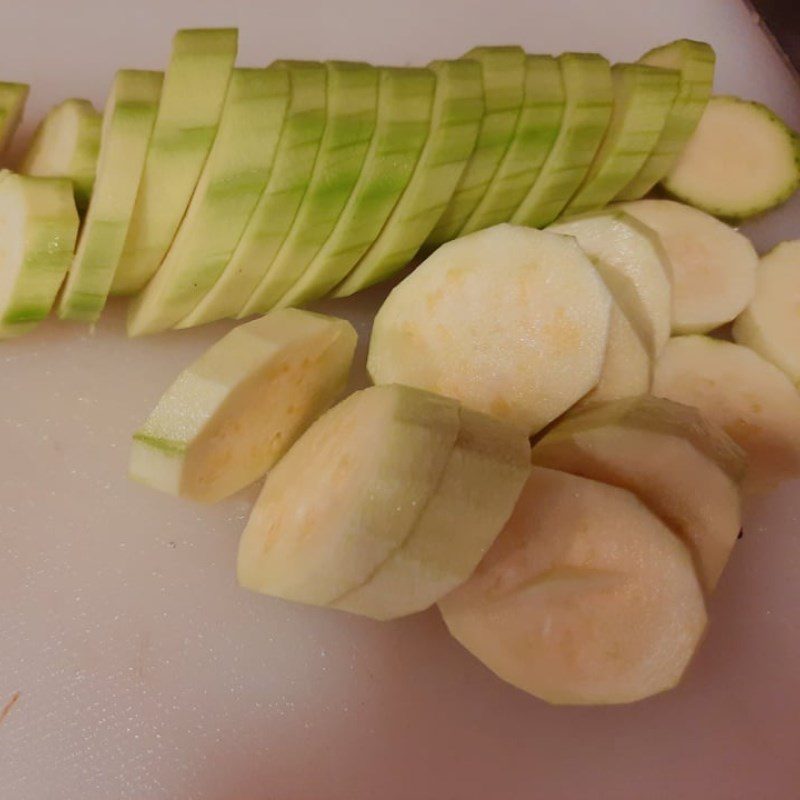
[1,1,799,798]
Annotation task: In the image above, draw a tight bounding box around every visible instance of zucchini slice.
[620,199,757,334]
[662,95,800,219]
[0,171,78,339]
[130,309,357,503]
[58,70,163,322]
[126,67,290,336]
[237,384,462,605]
[653,335,800,494]
[20,98,101,211]
[368,223,612,435]
[439,466,707,705]
[111,28,238,294]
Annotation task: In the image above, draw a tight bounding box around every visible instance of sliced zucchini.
[549,210,672,356]
[129,309,357,503]
[237,384,462,605]
[111,28,238,294]
[276,66,435,308]
[733,240,800,385]
[562,62,679,215]
[662,95,800,219]
[239,61,378,316]
[459,54,565,235]
[332,59,484,298]
[0,171,78,339]
[368,224,612,435]
[532,396,745,590]
[511,52,613,228]
[332,407,530,619]
[620,199,757,333]
[426,46,526,246]
[0,82,28,156]
[177,61,328,328]
[126,67,290,336]
[439,466,707,705]
[653,336,800,494]
[617,39,715,200]
[58,70,163,322]
[19,99,101,211]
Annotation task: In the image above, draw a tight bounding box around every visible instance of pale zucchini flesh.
[20,98,101,211]
[532,395,745,590]
[333,408,531,619]
[620,199,757,333]
[511,52,613,228]
[368,224,612,435]
[111,28,238,294]
[129,309,357,503]
[58,70,163,322]
[617,39,715,200]
[653,336,800,494]
[662,95,800,220]
[562,62,679,215]
[126,67,291,336]
[733,240,800,385]
[240,61,378,316]
[178,61,328,327]
[460,53,565,235]
[277,67,435,308]
[426,46,526,245]
[237,384,462,606]
[549,210,672,356]
[333,59,484,298]
[0,172,79,338]
[439,467,707,705]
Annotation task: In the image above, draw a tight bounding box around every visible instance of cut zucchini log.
[237,384,462,605]
[733,240,800,385]
[368,224,612,435]
[20,98,101,211]
[662,95,800,219]
[439,466,707,705]
[129,309,357,503]
[126,67,290,336]
[562,62,679,215]
[426,46,526,246]
[0,171,79,339]
[112,28,238,294]
[0,82,29,155]
[179,61,328,327]
[549,211,672,356]
[511,52,613,228]
[58,70,163,322]
[654,336,800,494]
[617,39,715,200]
[620,199,757,333]
[532,396,745,590]
[460,54,565,235]
[277,66,435,308]
[240,61,378,316]
[332,407,531,619]
[333,59,484,298]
